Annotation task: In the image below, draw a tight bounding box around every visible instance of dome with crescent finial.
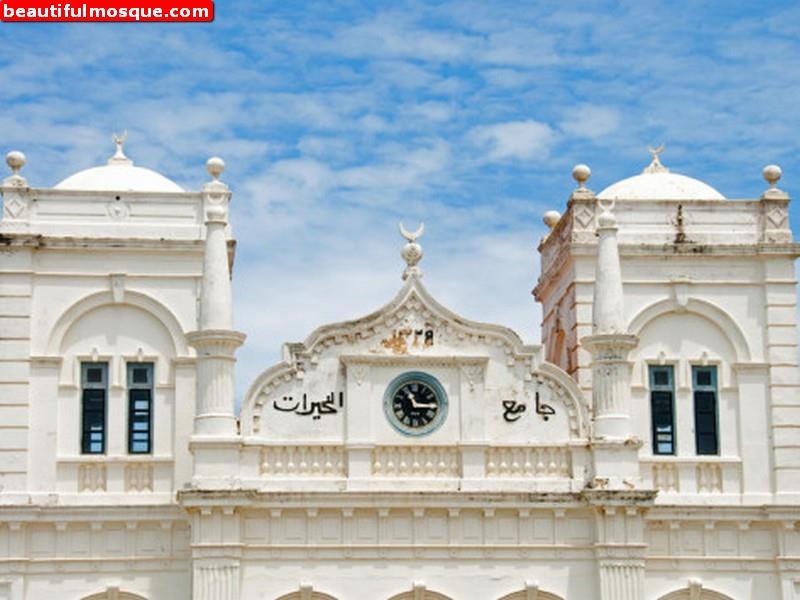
[597,146,725,201]
[54,134,184,193]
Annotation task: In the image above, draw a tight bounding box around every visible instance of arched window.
[387,585,453,600]
[275,588,338,600]
[498,586,564,600]
[659,585,735,600]
[82,588,148,600]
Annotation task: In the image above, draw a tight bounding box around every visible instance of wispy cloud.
[560,105,621,140]
[471,120,557,162]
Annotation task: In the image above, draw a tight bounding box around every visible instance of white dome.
[598,172,725,201]
[597,151,725,201]
[55,139,183,193]
[55,163,184,193]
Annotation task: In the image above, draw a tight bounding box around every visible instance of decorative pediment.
[241,274,588,442]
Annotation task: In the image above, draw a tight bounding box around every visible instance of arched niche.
[58,303,179,386]
[61,304,176,356]
[636,312,737,366]
[47,290,189,357]
[629,297,751,363]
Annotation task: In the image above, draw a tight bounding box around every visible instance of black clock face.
[391,380,440,429]
[384,372,448,436]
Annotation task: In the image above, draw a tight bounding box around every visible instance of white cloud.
[559,105,621,140]
[406,101,453,123]
[333,15,473,62]
[471,120,557,162]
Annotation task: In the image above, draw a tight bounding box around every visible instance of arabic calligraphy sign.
[273,391,345,420]
[502,391,555,423]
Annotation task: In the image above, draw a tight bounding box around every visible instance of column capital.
[581,333,638,355]
[186,329,247,349]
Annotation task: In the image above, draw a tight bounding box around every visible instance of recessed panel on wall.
[28,525,54,558]
[567,517,591,544]
[70,525,90,556]
[496,512,517,544]
[680,526,703,556]
[282,514,305,544]
[320,514,341,544]
[426,513,447,543]
[355,513,377,544]
[242,517,267,543]
[646,526,669,555]
[532,516,554,543]
[715,526,738,555]
[462,511,482,544]
[104,524,125,555]
[391,514,412,543]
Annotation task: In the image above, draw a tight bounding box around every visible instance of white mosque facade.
[0,142,799,600]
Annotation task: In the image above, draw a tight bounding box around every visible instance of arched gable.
[243,275,528,421]
[537,361,590,438]
[628,297,752,363]
[242,275,589,439]
[47,290,189,356]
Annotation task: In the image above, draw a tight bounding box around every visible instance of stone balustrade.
[642,457,741,496]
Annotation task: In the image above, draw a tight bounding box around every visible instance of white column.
[580,193,641,488]
[187,160,246,438]
[582,198,638,440]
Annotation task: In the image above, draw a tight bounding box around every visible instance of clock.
[384,371,448,436]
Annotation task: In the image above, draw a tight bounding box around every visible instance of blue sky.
[2,1,799,398]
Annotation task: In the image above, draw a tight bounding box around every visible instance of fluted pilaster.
[583,334,637,439]
[599,560,644,600]
[193,562,240,600]
[187,329,245,436]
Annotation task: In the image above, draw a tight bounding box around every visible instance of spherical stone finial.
[763,164,782,188]
[206,156,225,180]
[543,210,561,230]
[6,151,26,174]
[572,164,591,188]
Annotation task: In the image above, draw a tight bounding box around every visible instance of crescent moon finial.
[399,222,425,280]
[643,143,669,174]
[109,130,131,164]
[399,222,424,242]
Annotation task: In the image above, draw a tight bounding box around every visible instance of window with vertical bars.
[127,363,154,454]
[693,366,719,455]
[81,362,108,454]
[649,365,675,455]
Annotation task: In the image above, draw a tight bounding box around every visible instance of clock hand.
[414,401,438,409]
[411,397,437,409]
[407,390,437,410]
